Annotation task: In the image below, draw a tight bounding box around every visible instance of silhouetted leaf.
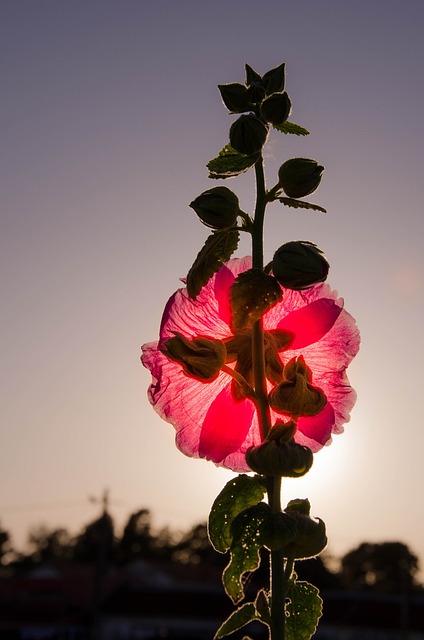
[208,144,260,179]
[186,229,239,299]
[278,197,327,213]
[223,503,270,603]
[286,580,323,640]
[214,602,257,639]
[273,121,310,136]
[208,475,266,553]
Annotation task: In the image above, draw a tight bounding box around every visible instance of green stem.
[250,157,286,639]
[269,476,285,640]
[252,158,266,270]
[251,157,271,440]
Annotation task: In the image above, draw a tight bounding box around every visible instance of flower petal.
[275,298,342,349]
[296,403,335,450]
[198,385,255,463]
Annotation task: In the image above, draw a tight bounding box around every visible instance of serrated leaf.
[285,580,323,640]
[278,197,327,213]
[214,602,257,639]
[273,121,310,136]
[207,144,260,179]
[186,229,239,299]
[223,503,270,604]
[208,475,266,553]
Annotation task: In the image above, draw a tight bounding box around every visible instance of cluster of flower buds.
[218,63,291,157]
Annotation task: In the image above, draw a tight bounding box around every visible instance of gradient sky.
[2,0,424,570]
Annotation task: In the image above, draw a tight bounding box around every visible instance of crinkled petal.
[198,385,255,463]
[274,298,342,349]
[141,340,259,472]
[159,257,252,344]
[296,404,335,449]
[264,280,360,450]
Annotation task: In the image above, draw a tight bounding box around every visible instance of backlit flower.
[141,257,359,472]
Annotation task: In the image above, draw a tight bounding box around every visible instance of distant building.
[0,561,423,639]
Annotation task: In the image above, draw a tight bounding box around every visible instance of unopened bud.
[246,82,266,104]
[161,334,226,381]
[261,92,291,125]
[190,187,240,229]
[218,83,251,113]
[246,421,313,477]
[283,500,327,559]
[278,158,324,198]
[272,241,329,290]
[268,356,327,417]
[229,115,269,156]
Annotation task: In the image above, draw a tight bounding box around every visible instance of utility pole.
[89,488,113,640]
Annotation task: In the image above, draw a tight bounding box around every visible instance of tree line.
[0,508,422,594]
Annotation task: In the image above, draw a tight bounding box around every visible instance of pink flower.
[142,257,360,472]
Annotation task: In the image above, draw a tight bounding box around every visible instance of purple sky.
[2,0,424,568]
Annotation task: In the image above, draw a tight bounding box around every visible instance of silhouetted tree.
[340,542,421,593]
[172,523,226,568]
[118,509,155,563]
[0,524,12,566]
[73,512,115,564]
[26,525,74,564]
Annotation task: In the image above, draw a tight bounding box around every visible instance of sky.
[1,0,424,569]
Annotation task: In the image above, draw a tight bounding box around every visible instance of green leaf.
[278,197,327,213]
[285,580,323,640]
[273,121,310,136]
[214,602,257,639]
[208,475,266,553]
[207,144,260,179]
[186,229,239,299]
[223,503,270,603]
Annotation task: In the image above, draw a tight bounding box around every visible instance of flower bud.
[246,82,266,104]
[229,115,269,156]
[246,422,313,477]
[246,439,313,478]
[218,83,251,113]
[262,62,286,95]
[283,499,327,560]
[272,241,329,290]
[161,334,226,381]
[278,158,324,198]
[261,92,291,125]
[190,187,241,229]
[268,356,327,417]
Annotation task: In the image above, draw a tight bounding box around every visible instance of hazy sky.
[2,0,424,568]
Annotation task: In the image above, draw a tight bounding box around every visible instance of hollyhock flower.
[141,257,359,472]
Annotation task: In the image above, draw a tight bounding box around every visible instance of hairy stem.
[251,158,286,639]
[269,476,285,640]
[251,157,271,440]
